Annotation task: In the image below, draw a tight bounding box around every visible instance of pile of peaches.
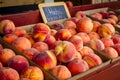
[0,10,120,80]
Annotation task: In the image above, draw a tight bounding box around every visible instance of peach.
[0,62,3,69]
[20,66,44,80]
[87,39,105,51]
[33,50,57,70]
[112,34,120,44]
[12,37,31,52]
[23,48,40,60]
[0,19,15,34]
[76,32,90,44]
[107,18,116,25]
[44,35,56,47]
[50,22,64,31]
[19,78,30,80]
[76,17,93,33]
[92,20,101,32]
[100,11,109,19]
[50,65,71,80]
[0,44,3,51]
[32,41,48,52]
[54,41,76,63]
[67,58,89,75]
[49,40,62,50]
[75,11,86,19]
[64,20,76,29]
[32,23,51,42]
[3,34,18,44]
[102,47,118,59]
[24,34,35,45]
[0,67,20,80]
[79,46,95,57]
[109,15,118,23]
[67,28,77,36]
[55,29,72,41]
[8,55,29,73]
[69,35,83,51]
[0,48,16,66]
[83,53,102,68]
[98,23,115,38]
[101,37,114,48]
[65,1,73,7]
[88,32,100,40]
[91,13,103,20]
[50,29,57,36]
[69,17,79,24]
[75,51,82,59]
[13,28,27,37]
[112,44,120,55]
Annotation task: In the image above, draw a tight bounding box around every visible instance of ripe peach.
[0,44,3,51]
[69,17,79,24]
[83,53,102,68]
[23,48,40,60]
[67,28,77,36]
[54,41,76,63]
[65,1,73,7]
[20,66,44,80]
[49,40,62,50]
[87,39,105,51]
[101,37,114,48]
[75,51,82,59]
[109,15,118,23]
[107,18,116,25]
[79,46,95,57]
[92,20,101,32]
[24,34,35,45]
[8,55,29,73]
[55,29,72,40]
[76,32,90,44]
[12,37,31,52]
[100,11,109,19]
[50,65,71,80]
[98,23,115,38]
[33,50,57,70]
[0,67,20,80]
[51,29,57,36]
[32,23,51,42]
[112,34,120,44]
[64,20,76,29]
[76,17,93,33]
[32,41,48,52]
[13,28,27,37]
[91,13,103,20]
[0,19,15,34]
[67,58,89,75]
[44,35,56,47]
[75,11,86,19]
[0,48,16,66]
[69,35,83,51]
[0,62,3,69]
[88,32,100,40]
[3,34,18,44]
[112,44,120,55]
[102,47,118,59]
[50,22,64,31]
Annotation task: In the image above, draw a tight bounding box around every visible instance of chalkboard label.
[38,2,71,24]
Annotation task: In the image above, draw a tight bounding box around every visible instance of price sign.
[38,2,71,24]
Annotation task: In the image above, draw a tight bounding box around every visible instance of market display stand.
[0,1,120,80]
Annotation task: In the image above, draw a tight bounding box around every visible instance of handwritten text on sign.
[43,5,68,22]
